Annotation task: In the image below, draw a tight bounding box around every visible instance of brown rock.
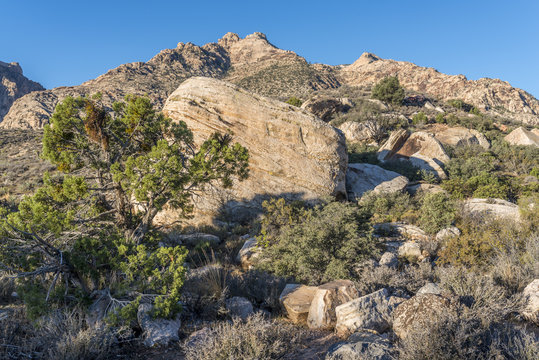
[426,124,490,149]
[160,77,347,225]
[280,284,318,324]
[307,280,359,329]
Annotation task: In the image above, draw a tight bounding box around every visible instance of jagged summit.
[1,31,538,129]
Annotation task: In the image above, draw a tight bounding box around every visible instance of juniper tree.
[0,95,249,319]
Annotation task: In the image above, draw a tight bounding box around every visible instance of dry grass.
[183,313,301,360]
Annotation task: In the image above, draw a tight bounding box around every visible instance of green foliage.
[412,112,428,125]
[469,106,481,116]
[418,192,456,234]
[0,95,249,321]
[361,192,417,224]
[435,113,446,124]
[285,96,302,107]
[256,198,309,248]
[347,143,380,164]
[258,200,378,285]
[371,76,405,106]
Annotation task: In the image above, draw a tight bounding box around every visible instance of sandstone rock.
[225,296,254,320]
[0,61,44,124]
[280,284,318,324]
[392,294,454,339]
[175,233,220,246]
[341,52,539,126]
[374,223,430,242]
[325,330,395,360]
[301,97,351,121]
[417,282,442,295]
[522,279,539,325]
[378,131,449,179]
[504,127,539,147]
[307,280,359,329]
[463,198,521,222]
[236,237,261,269]
[346,163,408,200]
[137,303,181,347]
[397,241,423,263]
[435,226,461,242]
[334,288,405,337]
[379,252,398,268]
[338,120,381,144]
[161,77,347,225]
[427,125,490,149]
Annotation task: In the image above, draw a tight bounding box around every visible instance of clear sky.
[2,0,538,97]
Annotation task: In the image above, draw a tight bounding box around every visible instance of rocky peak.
[351,52,382,67]
[0,61,44,124]
[218,32,241,48]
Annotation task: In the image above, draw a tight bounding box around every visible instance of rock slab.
[346,163,408,200]
[307,280,359,329]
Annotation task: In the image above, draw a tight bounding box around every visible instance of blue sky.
[2,0,538,97]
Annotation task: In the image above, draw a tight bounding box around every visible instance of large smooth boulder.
[279,284,317,324]
[334,288,405,337]
[138,303,181,347]
[161,77,348,225]
[504,127,539,147]
[522,279,539,324]
[427,125,490,149]
[346,163,408,201]
[338,120,381,144]
[392,294,455,339]
[378,131,449,179]
[307,280,359,329]
[463,198,521,222]
[325,330,395,360]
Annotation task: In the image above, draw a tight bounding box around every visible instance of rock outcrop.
[462,198,521,222]
[378,130,449,179]
[160,77,347,225]
[346,163,408,200]
[307,280,359,329]
[0,61,44,124]
[338,120,382,144]
[341,52,539,126]
[280,284,318,324]
[425,124,490,149]
[504,127,539,147]
[301,97,351,122]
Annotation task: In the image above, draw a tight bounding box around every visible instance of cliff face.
[0,61,44,124]
[1,34,538,129]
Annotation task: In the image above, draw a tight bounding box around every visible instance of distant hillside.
[1,32,538,129]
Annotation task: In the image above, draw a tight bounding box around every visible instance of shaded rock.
[338,120,382,144]
[417,282,441,295]
[86,290,111,328]
[184,327,212,349]
[522,279,539,325]
[392,294,455,339]
[138,303,181,347]
[435,226,461,242]
[377,129,409,162]
[280,284,317,324]
[346,163,408,200]
[379,252,398,268]
[374,222,430,242]
[301,97,351,121]
[236,237,261,269]
[397,241,423,263]
[334,288,406,337]
[175,233,220,246]
[463,198,521,222]
[325,330,395,360]
[161,77,347,226]
[308,280,359,329]
[225,296,254,320]
[504,127,539,147]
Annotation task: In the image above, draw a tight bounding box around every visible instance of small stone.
[379,252,398,268]
[225,296,254,320]
[522,279,539,324]
[417,282,441,295]
[326,330,395,360]
[138,303,181,347]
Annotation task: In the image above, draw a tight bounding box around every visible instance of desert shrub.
[379,159,423,181]
[434,113,446,123]
[446,99,474,112]
[469,106,482,116]
[360,192,417,224]
[183,314,301,360]
[331,99,384,127]
[285,96,302,107]
[347,143,380,164]
[412,111,428,125]
[371,76,405,106]
[417,192,456,234]
[258,200,379,285]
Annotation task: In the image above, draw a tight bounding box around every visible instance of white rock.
[346,163,408,201]
[307,280,359,329]
[435,226,461,242]
[522,279,539,324]
[417,282,441,295]
[235,237,261,269]
[137,303,181,347]
[379,252,398,268]
[463,198,521,223]
[325,330,395,360]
